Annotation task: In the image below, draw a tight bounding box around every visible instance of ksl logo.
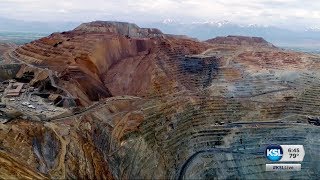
[265,145,283,162]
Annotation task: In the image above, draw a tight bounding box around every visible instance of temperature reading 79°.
[289,153,299,158]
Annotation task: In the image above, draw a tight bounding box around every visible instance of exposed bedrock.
[0,63,21,81]
[3,21,208,104]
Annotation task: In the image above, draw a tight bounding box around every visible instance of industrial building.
[6,82,24,97]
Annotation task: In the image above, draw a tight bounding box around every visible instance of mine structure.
[0,63,76,122]
[307,116,320,126]
[5,82,24,97]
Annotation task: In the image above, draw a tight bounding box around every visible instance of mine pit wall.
[180,126,320,180]
[3,32,156,104]
[150,40,216,97]
[15,64,50,85]
[119,112,320,179]
[1,92,320,179]
[2,32,208,103]
[0,121,61,178]
[1,114,116,179]
[32,128,61,174]
[106,95,320,179]
[0,64,22,81]
[11,63,108,105]
[180,56,220,89]
[71,37,155,102]
[89,36,155,76]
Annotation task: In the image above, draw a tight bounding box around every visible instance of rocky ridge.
[206,35,276,48]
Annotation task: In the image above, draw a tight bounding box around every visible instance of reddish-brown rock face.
[0,43,15,58]
[5,21,209,105]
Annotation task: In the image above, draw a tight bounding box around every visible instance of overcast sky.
[0,0,319,29]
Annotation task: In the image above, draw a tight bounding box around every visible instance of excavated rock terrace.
[0,21,320,179]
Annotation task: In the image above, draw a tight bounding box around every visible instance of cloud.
[0,0,319,29]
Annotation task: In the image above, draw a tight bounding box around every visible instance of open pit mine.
[0,21,319,179]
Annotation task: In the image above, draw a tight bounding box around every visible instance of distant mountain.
[0,17,320,48]
[206,35,276,48]
[306,26,320,32]
[140,20,320,48]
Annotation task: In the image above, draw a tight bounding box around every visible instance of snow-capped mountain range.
[161,19,270,28]
[0,16,319,48]
[306,26,320,32]
[142,19,320,47]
